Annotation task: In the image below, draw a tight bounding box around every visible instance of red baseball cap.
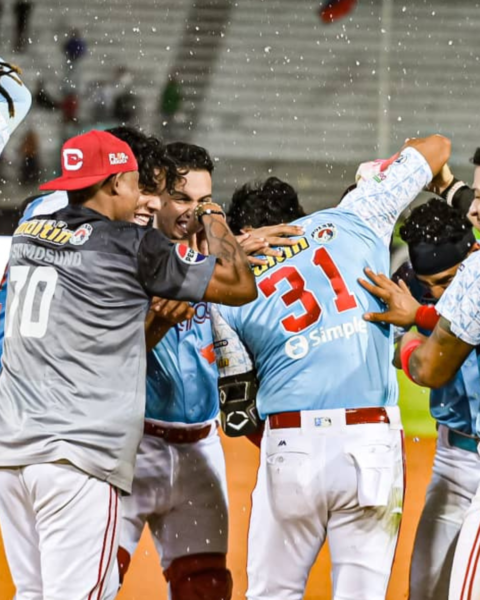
[39,130,138,191]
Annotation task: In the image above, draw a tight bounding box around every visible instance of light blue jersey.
[0,58,32,156]
[0,191,68,365]
[436,251,480,435]
[397,261,480,436]
[218,147,432,417]
[146,302,220,424]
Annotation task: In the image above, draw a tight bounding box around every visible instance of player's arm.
[396,252,480,386]
[137,216,256,307]
[339,135,451,245]
[195,202,257,305]
[396,320,473,388]
[0,59,32,155]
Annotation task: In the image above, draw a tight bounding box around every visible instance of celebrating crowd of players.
[1,61,480,600]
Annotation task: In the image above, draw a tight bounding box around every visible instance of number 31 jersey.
[217,148,432,417]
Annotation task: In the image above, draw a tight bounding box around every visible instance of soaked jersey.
[0,191,69,366]
[396,261,480,435]
[0,204,215,492]
[217,147,432,417]
[0,59,32,155]
[146,302,219,424]
[436,251,480,435]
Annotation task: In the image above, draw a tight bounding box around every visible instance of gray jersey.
[0,205,215,493]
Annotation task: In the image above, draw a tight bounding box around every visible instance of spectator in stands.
[112,67,138,126]
[158,74,183,141]
[13,0,33,53]
[63,27,87,91]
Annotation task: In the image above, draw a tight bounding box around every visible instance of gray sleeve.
[137,229,216,302]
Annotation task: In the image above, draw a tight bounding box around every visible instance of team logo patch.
[311,223,337,245]
[175,244,207,265]
[63,148,83,171]
[69,223,93,246]
[373,172,387,183]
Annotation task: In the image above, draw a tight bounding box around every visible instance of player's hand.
[236,233,270,266]
[149,297,195,325]
[145,298,195,350]
[425,163,454,195]
[237,224,305,266]
[358,268,421,327]
[393,330,425,369]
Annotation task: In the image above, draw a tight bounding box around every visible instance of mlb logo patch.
[314,417,332,428]
[175,244,207,265]
[311,223,337,245]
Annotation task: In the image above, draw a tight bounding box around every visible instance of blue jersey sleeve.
[339,147,432,246]
[436,252,480,346]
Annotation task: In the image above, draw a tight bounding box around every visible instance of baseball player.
[0,126,182,371]
[117,141,233,600]
[0,129,256,600]
[360,192,480,600]
[0,58,31,156]
[363,198,480,600]
[117,142,305,599]
[212,134,450,600]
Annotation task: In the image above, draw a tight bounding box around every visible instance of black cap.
[470,147,480,165]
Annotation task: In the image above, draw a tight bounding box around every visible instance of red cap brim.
[39,173,114,191]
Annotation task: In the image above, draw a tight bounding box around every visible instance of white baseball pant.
[0,462,121,600]
[120,422,228,572]
[247,406,405,600]
[409,424,480,600]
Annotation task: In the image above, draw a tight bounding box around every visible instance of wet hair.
[166,142,214,174]
[400,198,472,246]
[107,126,179,194]
[227,177,306,235]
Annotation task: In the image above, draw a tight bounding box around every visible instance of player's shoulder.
[14,205,148,257]
[20,190,69,223]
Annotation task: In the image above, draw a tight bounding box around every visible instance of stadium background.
[0,0,476,597]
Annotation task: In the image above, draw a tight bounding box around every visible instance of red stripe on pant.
[97,489,119,599]
[460,522,480,600]
[88,486,114,600]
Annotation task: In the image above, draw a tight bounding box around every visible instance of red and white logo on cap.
[63,149,84,171]
[109,152,129,165]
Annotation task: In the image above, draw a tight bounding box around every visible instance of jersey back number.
[258,247,357,333]
[5,265,58,339]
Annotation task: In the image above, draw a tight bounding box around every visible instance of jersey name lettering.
[253,237,310,277]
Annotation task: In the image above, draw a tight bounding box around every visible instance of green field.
[398,371,436,437]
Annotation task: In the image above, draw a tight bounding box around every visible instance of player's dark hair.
[227,177,306,235]
[400,198,472,246]
[107,126,179,194]
[166,142,214,174]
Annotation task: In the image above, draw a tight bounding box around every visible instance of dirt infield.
[0,435,435,600]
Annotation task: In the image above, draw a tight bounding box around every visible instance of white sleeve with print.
[436,251,480,346]
[339,147,433,246]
